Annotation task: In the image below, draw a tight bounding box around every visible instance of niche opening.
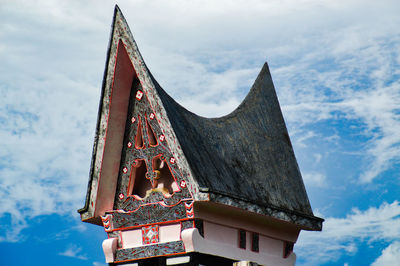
[135,118,144,149]
[152,156,177,196]
[128,159,150,198]
[146,117,158,147]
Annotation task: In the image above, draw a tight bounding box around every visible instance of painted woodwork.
[113,72,192,210]
[96,42,197,262]
[115,241,185,262]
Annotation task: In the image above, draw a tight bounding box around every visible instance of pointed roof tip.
[213,61,274,119]
[113,5,129,26]
[255,61,272,82]
[111,5,121,27]
[262,61,271,73]
[114,4,124,18]
[150,61,275,122]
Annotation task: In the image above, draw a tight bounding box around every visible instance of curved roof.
[150,64,322,227]
[79,5,323,230]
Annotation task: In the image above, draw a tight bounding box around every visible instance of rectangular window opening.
[238,229,246,249]
[251,232,259,252]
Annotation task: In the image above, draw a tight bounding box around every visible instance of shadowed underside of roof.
[149,64,322,229]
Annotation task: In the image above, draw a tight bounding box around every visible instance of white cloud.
[0,0,399,246]
[372,241,400,266]
[296,201,400,265]
[93,262,107,266]
[277,33,400,183]
[58,244,88,260]
[0,3,98,242]
[302,172,326,187]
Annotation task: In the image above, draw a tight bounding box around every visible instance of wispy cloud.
[0,1,107,242]
[372,241,400,266]
[0,0,399,253]
[92,262,107,266]
[278,34,400,183]
[302,172,327,187]
[58,244,88,260]
[296,201,400,265]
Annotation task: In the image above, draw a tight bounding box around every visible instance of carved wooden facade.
[78,6,323,265]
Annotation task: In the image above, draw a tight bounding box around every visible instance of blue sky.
[1,1,400,265]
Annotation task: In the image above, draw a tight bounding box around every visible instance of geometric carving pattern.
[121,188,187,211]
[101,214,113,232]
[114,76,192,211]
[184,201,194,218]
[142,224,159,244]
[115,240,185,262]
[111,202,188,229]
[103,70,195,246]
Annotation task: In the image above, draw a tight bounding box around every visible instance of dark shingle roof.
[149,65,322,229]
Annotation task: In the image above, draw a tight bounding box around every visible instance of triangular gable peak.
[113,70,193,211]
[78,6,202,224]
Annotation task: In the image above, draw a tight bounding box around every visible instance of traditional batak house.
[78,6,323,266]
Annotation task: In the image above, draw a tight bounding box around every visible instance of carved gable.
[113,53,192,212]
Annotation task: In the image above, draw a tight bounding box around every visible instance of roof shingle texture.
[150,63,314,217]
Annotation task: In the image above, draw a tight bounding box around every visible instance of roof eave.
[206,190,323,231]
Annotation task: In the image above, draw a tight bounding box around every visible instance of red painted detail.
[149,113,155,120]
[151,154,180,195]
[142,224,159,244]
[135,116,144,149]
[127,142,132,148]
[101,215,112,232]
[123,167,128,174]
[119,193,124,199]
[128,159,151,198]
[180,180,186,188]
[145,172,151,180]
[132,195,141,200]
[136,90,143,101]
[146,115,158,147]
[94,38,136,218]
[92,32,198,215]
[184,201,194,218]
[106,216,195,233]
